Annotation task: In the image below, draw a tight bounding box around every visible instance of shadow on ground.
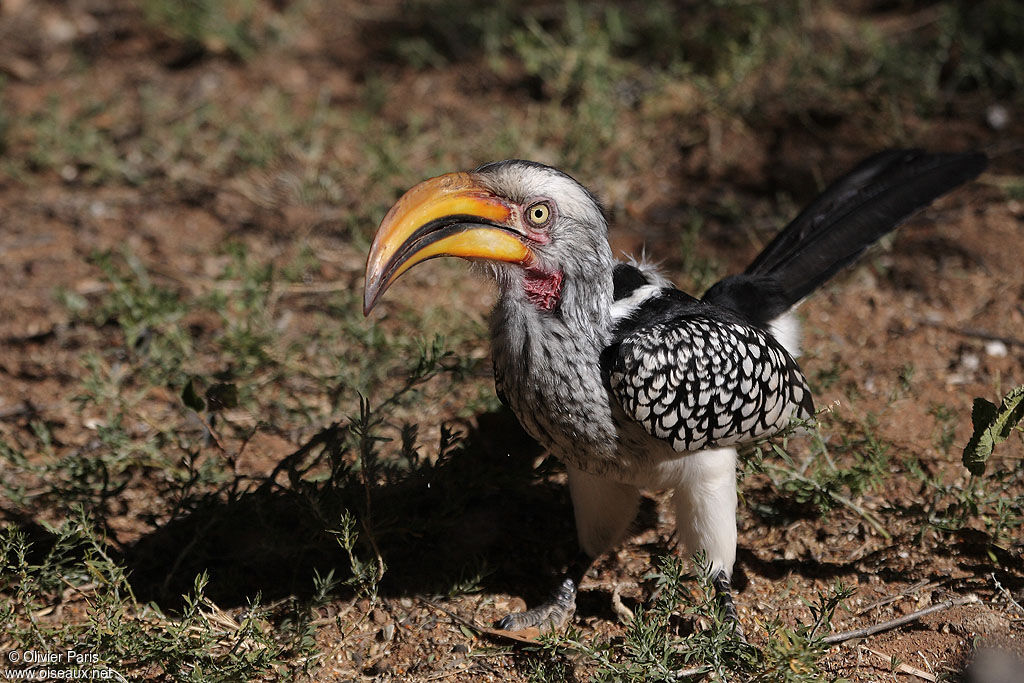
[122,409,581,611]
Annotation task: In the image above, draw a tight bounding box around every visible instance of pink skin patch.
[524,227,550,245]
[524,268,563,311]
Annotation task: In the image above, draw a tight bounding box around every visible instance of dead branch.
[916,318,1024,348]
[861,646,936,681]
[855,579,946,615]
[823,594,980,645]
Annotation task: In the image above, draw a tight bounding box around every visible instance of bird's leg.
[672,448,745,636]
[498,465,640,632]
[496,551,590,632]
[712,570,744,636]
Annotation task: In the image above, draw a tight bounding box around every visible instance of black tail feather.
[747,149,987,306]
[704,149,986,324]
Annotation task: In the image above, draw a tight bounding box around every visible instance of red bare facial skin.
[523,227,551,245]
[524,268,563,311]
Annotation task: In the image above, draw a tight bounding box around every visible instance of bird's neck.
[557,267,613,337]
[494,259,614,350]
[488,258,621,473]
[523,268,564,312]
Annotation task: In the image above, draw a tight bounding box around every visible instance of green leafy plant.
[529,553,851,681]
[743,414,892,539]
[963,386,1024,475]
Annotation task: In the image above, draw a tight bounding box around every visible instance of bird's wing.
[604,314,814,453]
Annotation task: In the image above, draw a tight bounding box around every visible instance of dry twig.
[856,579,945,615]
[916,318,1024,348]
[861,646,936,681]
[824,594,980,645]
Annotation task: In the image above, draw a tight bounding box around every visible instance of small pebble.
[986,104,1010,131]
[984,340,1008,358]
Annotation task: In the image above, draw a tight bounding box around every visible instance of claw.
[497,577,577,632]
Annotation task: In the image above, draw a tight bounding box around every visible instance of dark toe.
[495,614,517,630]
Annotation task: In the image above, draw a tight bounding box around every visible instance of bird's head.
[363,160,611,315]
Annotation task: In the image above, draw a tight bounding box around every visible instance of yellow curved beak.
[363,172,535,314]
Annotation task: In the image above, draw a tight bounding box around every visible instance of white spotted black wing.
[607,317,814,453]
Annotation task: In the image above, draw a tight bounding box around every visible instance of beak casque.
[363,172,535,314]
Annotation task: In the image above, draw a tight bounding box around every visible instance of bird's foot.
[712,571,745,640]
[496,577,577,633]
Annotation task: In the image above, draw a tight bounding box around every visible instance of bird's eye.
[526,202,551,226]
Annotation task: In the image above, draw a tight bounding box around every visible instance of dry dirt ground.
[1,1,1023,681]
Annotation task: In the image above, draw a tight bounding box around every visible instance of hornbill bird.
[363,150,986,632]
